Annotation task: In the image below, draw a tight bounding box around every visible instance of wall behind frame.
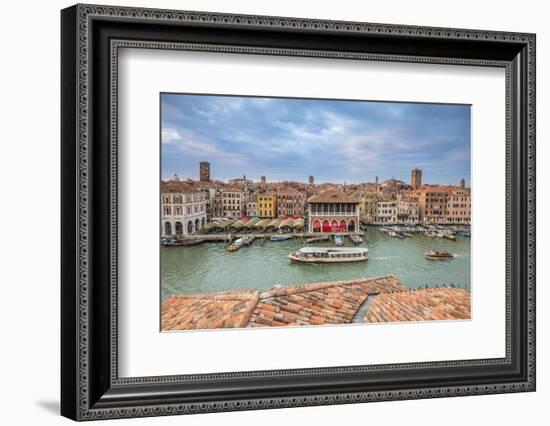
[0,0,546,425]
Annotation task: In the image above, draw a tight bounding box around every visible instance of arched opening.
[187,221,193,234]
[339,220,347,232]
[195,218,200,231]
[331,219,339,233]
[322,220,331,233]
[312,219,321,232]
[175,222,183,236]
[201,217,205,227]
[164,222,172,236]
[348,220,356,232]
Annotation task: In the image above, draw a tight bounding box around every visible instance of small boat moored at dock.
[305,235,329,244]
[442,233,457,241]
[349,234,363,244]
[162,236,205,247]
[289,247,368,264]
[388,231,404,238]
[228,235,255,251]
[425,250,454,260]
[334,234,344,246]
[270,235,292,242]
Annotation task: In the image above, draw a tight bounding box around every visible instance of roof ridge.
[409,286,469,293]
[259,275,398,299]
[234,291,260,327]
[165,289,257,302]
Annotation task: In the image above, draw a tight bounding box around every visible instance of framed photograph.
[61,4,536,421]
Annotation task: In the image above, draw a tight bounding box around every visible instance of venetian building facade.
[276,189,306,217]
[206,188,224,219]
[257,194,277,218]
[245,201,258,217]
[359,193,378,224]
[375,199,397,224]
[397,198,420,224]
[201,187,220,222]
[307,190,360,233]
[242,188,258,217]
[221,189,243,218]
[161,182,207,237]
[418,187,449,224]
[446,188,471,224]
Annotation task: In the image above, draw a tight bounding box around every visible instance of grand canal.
[161,228,471,301]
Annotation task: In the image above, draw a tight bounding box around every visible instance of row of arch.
[163,217,205,236]
[311,219,356,233]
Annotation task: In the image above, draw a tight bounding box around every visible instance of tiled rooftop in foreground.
[161,276,471,331]
[363,287,471,323]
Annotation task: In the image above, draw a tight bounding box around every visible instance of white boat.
[270,235,292,242]
[349,234,363,244]
[305,235,329,244]
[228,238,244,251]
[228,235,255,251]
[442,233,457,241]
[388,231,404,238]
[289,247,368,264]
[334,234,344,246]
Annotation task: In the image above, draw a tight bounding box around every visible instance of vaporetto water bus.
[289,247,368,264]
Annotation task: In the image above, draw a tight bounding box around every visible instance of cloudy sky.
[161,94,470,185]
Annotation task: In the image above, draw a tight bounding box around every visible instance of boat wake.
[370,256,400,260]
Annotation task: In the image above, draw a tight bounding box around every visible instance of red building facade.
[307,190,360,233]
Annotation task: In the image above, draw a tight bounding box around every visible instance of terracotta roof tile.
[161,289,259,331]
[307,190,360,204]
[161,180,200,194]
[161,277,471,331]
[363,287,471,323]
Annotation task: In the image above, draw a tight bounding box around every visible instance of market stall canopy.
[278,218,295,229]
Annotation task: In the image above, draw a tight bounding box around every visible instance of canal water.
[161,228,471,301]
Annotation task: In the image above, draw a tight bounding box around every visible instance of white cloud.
[161,128,180,143]
[161,127,244,164]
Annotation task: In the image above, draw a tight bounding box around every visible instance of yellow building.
[257,194,277,218]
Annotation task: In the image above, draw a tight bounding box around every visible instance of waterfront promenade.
[161,275,471,331]
[170,231,363,243]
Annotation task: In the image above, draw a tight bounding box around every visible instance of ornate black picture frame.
[61,4,536,421]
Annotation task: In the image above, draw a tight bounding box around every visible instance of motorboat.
[162,237,204,247]
[289,247,368,264]
[425,250,454,260]
[305,235,329,244]
[442,233,457,241]
[270,235,292,242]
[388,231,404,238]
